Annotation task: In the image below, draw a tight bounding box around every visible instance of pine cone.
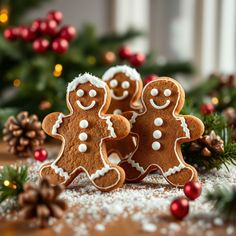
[189,131,224,157]
[2,112,46,157]
[18,177,67,228]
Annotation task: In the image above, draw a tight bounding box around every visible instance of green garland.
[206,185,236,221]
[0,165,28,203]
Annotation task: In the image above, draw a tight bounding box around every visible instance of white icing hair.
[102,65,141,81]
[67,73,106,93]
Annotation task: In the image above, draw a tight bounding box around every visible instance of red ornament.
[129,53,146,67]
[144,74,158,85]
[47,10,63,24]
[118,46,132,60]
[200,103,215,115]
[34,148,48,162]
[32,38,49,53]
[3,28,18,41]
[51,38,69,54]
[31,18,42,33]
[20,27,35,41]
[184,181,202,200]
[59,25,76,41]
[170,197,189,220]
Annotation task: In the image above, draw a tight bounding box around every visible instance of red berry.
[118,46,132,60]
[46,19,58,35]
[200,103,215,115]
[32,38,49,53]
[51,38,69,54]
[184,181,202,200]
[34,148,48,162]
[129,53,146,67]
[31,18,42,33]
[144,74,158,85]
[59,25,76,41]
[20,27,35,41]
[3,28,18,40]
[39,20,48,34]
[47,10,63,24]
[170,197,189,220]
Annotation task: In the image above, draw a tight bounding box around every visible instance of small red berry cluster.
[118,45,146,68]
[3,10,76,54]
[170,181,202,220]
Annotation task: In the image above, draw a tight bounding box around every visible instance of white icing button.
[164,89,172,97]
[151,88,158,96]
[122,81,130,89]
[154,118,163,126]
[78,144,87,153]
[89,89,97,97]
[113,109,122,115]
[153,130,162,139]
[76,89,84,97]
[79,132,88,141]
[80,120,89,128]
[110,79,118,88]
[152,141,161,150]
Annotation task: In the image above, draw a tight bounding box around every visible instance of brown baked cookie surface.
[102,65,143,160]
[40,73,130,191]
[119,77,205,187]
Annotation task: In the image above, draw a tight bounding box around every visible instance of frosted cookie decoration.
[119,77,205,187]
[40,73,130,192]
[102,65,143,160]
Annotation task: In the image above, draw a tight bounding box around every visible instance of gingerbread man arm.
[177,115,204,142]
[42,112,66,139]
[103,115,130,140]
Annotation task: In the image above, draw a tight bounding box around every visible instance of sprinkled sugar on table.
[0,143,235,236]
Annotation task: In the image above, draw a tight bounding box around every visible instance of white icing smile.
[77,100,96,110]
[150,99,170,110]
[111,90,128,100]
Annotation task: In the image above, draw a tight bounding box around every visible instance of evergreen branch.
[0,165,29,203]
[206,185,236,221]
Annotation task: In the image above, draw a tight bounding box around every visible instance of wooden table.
[0,142,235,236]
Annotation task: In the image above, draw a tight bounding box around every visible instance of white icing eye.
[76,89,84,97]
[121,81,130,89]
[151,88,158,96]
[110,79,118,88]
[89,89,97,97]
[164,89,172,97]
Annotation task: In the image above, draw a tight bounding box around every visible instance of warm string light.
[3,180,17,189]
[13,79,21,87]
[0,8,8,24]
[211,97,219,105]
[53,63,63,77]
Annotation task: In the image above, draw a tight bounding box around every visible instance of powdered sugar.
[0,156,236,235]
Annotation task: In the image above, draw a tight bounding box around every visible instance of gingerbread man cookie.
[40,73,130,191]
[102,65,143,159]
[119,77,205,187]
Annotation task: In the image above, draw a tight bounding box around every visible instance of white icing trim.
[127,157,145,174]
[51,163,70,180]
[52,113,65,135]
[67,73,106,93]
[77,100,96,110]
[105,116,117,138]
[163,163,185,177]
[177,117,190,138]
[111,90,128,100]
[102,65,141,81]
[150,99,170,110]
[90,164,110,181]
[130,112,139,126]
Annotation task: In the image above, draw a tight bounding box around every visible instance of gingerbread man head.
[142,77,185,114]
[102,65,143,114]
[67,73,111,114]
